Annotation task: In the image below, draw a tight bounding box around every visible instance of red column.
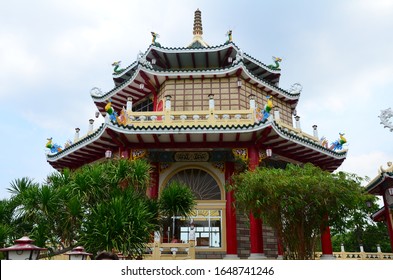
[149,162,159,199]
[225,161,238,258]
[277,233,284,259]
[320,214,334,259]
[248,146,266,259]
[250,213,264,254]
[383,195,393,252]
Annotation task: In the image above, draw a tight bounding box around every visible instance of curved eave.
[46,117,346,172]
[366,172,393,195]
[46,123,117,170]
[92,62,299,115]
[112,61,139,86]
[112,42,281,85]
[371,206,387,222]
[264,120,347,172]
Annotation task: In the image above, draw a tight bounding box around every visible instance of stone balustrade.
[143,241,196,260]
[314,251,393,260]
[116,108,257,128]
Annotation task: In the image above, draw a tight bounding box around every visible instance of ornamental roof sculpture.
[188,9,209,48]
[379,108,393,132]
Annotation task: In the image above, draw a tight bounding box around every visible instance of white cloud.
[0,33,45,97]
[338,151,391,181]
[346,0,393,20]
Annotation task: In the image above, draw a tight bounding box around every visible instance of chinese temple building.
[366,163,393,252]
[46,9,348,259]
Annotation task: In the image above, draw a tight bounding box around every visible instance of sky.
[0,0,392,199]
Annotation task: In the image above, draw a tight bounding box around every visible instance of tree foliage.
[331,198,392,253]
[158,180,196,239]
[228,163,371,259]
[159,180,196,218]
[0,159,158,259]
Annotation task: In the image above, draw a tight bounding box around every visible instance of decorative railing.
[143,241,196,260]
[315,251,393,260]
[110,108,258,128]
[274,119,319,143]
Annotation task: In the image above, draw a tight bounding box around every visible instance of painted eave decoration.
[47,118,347,172]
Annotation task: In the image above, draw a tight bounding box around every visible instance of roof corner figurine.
[379,108,393,132]
[112,61,124,74]
[267,56,282,70]
[46,138,62,153]
[329,133,347,151]
[379,162,393,174]
[151,32,161,47]
[226,30,232,43]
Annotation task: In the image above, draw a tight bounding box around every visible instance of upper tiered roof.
[92,52,296,116]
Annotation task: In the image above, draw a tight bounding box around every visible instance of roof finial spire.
[188,9,209,48]
[193,9,203,36]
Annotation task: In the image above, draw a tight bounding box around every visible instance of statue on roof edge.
[267,56,282,70]
[151,32,161,47]
[226,30,232,43]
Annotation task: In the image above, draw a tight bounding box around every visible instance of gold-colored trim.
[159,164,225,200]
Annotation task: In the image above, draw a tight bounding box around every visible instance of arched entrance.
[166,168,221,200]
[162,167,225,249]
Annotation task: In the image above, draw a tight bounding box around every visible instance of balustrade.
[143,241,195,260]
[119,108,256,128]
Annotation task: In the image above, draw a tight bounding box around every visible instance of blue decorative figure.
[330,133,347,151]
[46,138,62,153]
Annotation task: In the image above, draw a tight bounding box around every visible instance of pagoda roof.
[112,42,281,85]
[93,49,297,116]
[366,171,393,195]
[47,117,346,172]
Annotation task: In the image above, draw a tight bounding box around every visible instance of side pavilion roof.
[366,172,393,195]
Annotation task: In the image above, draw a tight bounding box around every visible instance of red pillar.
[248,146,266,259]
[149,162,159,199]
[320,214,334,259]
[277,233,284,259]
[383,195,393,252]
[224,161,238,259]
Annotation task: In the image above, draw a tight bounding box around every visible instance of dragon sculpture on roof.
[151,32,161,47]
[112,61,124,74]
[267,56,282,70]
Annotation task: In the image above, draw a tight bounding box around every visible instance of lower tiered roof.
[47,110,347,172]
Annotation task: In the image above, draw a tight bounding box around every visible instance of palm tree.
[69,159,156,258]
[0,199,15,247]
[80,187,156,258]
[1,159,157,259]
[158,180,196,240]
[7,177,38,198]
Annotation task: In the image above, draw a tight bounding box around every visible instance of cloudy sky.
[0,0,392,199]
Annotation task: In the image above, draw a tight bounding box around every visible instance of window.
[167,169,221,200]
[179,210,222,248]
[133,97,153,112]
